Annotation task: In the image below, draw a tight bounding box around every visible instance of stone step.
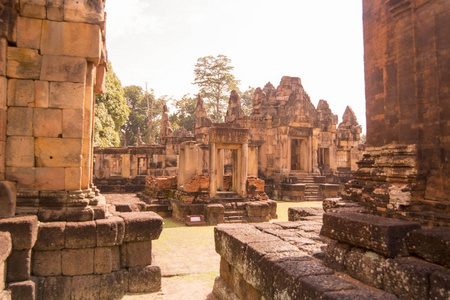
[215,191,241,198]
[224,210,246,217]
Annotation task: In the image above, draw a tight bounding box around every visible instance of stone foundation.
[0,212,163,300]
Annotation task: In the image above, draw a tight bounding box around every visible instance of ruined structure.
[343,0,450,227]
[212,0,450,299]
[0,1,163,299]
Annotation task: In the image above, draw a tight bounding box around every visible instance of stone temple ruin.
[0,0,449,299]
[212,0,450,299]
[93,75,364,224]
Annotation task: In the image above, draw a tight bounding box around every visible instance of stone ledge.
[406,227,450,268]
[118,212,163,242]
[321,212,421,257]
[0,216,38,250]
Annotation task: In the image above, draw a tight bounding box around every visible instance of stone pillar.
[0,0,107,221]
[218,149,224,190]
[210,143,217,197]
[240,143,248,197]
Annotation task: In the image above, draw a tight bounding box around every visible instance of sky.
[105,0,366,132]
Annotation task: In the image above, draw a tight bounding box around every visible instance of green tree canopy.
[169,94,197,133]
[122,85,167,145]
[193,54,240,122]
[94,61,129,147]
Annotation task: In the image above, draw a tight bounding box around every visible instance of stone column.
[1,0,107,221]
[240,143,248,197]
[218,149,224,190]
[209,143,217,197]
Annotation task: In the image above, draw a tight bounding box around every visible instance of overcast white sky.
[105,0,366,132]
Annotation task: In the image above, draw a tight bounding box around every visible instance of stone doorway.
[290,138,309,172]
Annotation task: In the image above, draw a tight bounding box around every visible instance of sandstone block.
[35,137,82,167]
[0,233,11,288]
[94,247,112,274]
[33,275,71,300]
[34,81,49,108]
[32,250,61,276]
[324,241,351,272]
[406,227,450,268]
[6,107,33,136]
[40,55,86,83]
[34,222,65,250]
[99,271,126,300]
[111,246,120,271]
[94,63,106,94]
[46,0,64,21]
[65,221,96,248]
[6,249,31,282]
[321,212,421,257]
[96,216,124,247]
[70,274,100,300]
[41,21,101,63]
[33,108,62,137]
[19,0,46,19]
[343,247,385,289]
[7,79,34,107]
[64,167,81,191]
[206,204,224,225]
[7,47,42,79]
[120,241,152,268]
[0,77,6,109]
[6,167,35,189]
[119,212,163,243]
[63,0,105,24]
[62,109,83,138]
[35,167,65,190]
[0,38,6,76]
[0,215,38,250]
[16,17,42,49]
[281,275,355,300]
[5,137,34,167]
[0,110,5,141]
[430,270,450,300]
[8,280,35,300]
[383,257,440,299]
[62,248,94,276]
[49,81,85,109]
[322,289,398,300]
[246,201,269,217]
[0,181,16,218]
[127,265,161,293]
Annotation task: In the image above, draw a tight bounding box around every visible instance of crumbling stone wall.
[344,0,450,225]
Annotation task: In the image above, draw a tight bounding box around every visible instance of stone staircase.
[293,174,322,201]
[212,191,248,223]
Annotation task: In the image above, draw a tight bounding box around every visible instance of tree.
[169,94,197,133]
[240,86,255,115]
[94,61,129,147]
[122,85,167,145]
[193,54,240,122]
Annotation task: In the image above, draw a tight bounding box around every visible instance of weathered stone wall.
[93,146,179,193]
[344,0,450,225]
[363,0,450,202]
[1,0,107,221]
[0,212,163,300]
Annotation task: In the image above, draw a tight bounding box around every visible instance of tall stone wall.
[363,0,450,202]
[0,0,107,221]
[344,0,450,225]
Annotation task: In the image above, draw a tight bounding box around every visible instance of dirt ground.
[104,193,322,300]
